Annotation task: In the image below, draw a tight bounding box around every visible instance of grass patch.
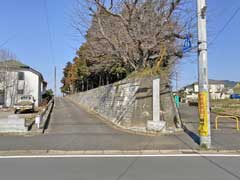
[211,99,240,116]
[127,68,155,79]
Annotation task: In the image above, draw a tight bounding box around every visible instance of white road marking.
[0,154,240,159]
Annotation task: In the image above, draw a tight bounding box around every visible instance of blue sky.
[0,0,239,94]
[178,0,240,89]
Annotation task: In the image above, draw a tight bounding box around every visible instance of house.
[0,60,47,108]
[179,80,233,102]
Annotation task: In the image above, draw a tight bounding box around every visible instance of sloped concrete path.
[0,97,199,151]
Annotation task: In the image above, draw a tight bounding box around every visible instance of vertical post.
[153,78,160,123]
[54,66,57,97]
[147,77,166,131]
[197,0,211,148]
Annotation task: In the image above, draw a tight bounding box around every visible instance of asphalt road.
[0,97,198,151]
[0,156,240,180]
[179,103,240,150]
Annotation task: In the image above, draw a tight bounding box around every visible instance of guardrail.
[215,115,239,131]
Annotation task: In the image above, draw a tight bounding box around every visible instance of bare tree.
[74,0,195,69]
[72,0,196,127]
[0,49,18,107]
[0,49,16,61]
[0,49,14,88]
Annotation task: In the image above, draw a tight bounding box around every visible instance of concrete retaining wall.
[0,115,28,132]
[68,78,154,131]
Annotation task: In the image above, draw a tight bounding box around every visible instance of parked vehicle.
[14,95,35,113]
[230,94,240,99]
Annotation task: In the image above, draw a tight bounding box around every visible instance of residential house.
[179,80,231,102]
[0,60,47,107]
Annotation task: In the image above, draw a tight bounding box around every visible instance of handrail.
[215,115,239,131]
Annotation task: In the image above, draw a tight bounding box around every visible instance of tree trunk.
[102,73,105,85]
[99,75,101,86]
[81,80,84,92]
[106,75,109,85]
[91,81,94,89]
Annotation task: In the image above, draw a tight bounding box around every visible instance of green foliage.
[42,89,54,104]
[110,63,127,78]
[61,46,127,94]
[45,89,54,97]
[233,83,240,94]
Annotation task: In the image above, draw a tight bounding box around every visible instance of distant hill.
[209,79,238,88]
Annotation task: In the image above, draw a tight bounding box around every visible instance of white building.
[179,80,230,102]
[0,60,47,107]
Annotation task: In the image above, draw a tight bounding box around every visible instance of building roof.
[190,80,225,85]
[0,60,29,68]
[181,80,225,90]
[181,79,238,91]
[0,60,45,81]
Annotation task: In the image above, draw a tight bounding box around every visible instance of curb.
[0,149,240,156]
[31,99,54,134]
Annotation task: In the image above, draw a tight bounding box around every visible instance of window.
[18,89,24,95]
[18,72,24,80]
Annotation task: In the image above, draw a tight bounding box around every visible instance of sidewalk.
[179,103,240,150]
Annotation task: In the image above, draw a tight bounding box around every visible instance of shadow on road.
[182,125,200,145]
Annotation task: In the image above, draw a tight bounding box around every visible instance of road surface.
[0,97,198,151]
[179,103,240,150]
[0,155,239,180]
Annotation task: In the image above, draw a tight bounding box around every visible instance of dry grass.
[211,99,240,116]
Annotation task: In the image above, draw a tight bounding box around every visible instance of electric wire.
[43,0,57,93]
[209,6,240,46]
[43,0,56,66]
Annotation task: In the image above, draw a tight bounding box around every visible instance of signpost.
[183,34,192,53]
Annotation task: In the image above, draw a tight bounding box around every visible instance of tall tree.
[61,61,72,94]
[70,0,195,127]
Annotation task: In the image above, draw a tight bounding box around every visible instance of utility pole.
[197,0,211,148]
[54,66,57,97]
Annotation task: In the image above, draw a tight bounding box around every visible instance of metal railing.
[215,115,239,131]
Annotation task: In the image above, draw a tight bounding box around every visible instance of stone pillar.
[153,78,160,122]
[147,77,166,131]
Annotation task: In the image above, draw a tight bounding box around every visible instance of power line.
[209,6,240,46]
[43,0,56,66]
[185,5,240,53]
[0,36,15,48]
[0,39,10,48]
[43,0,57,95]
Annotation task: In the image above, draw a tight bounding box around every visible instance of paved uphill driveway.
[0,97,199,151]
